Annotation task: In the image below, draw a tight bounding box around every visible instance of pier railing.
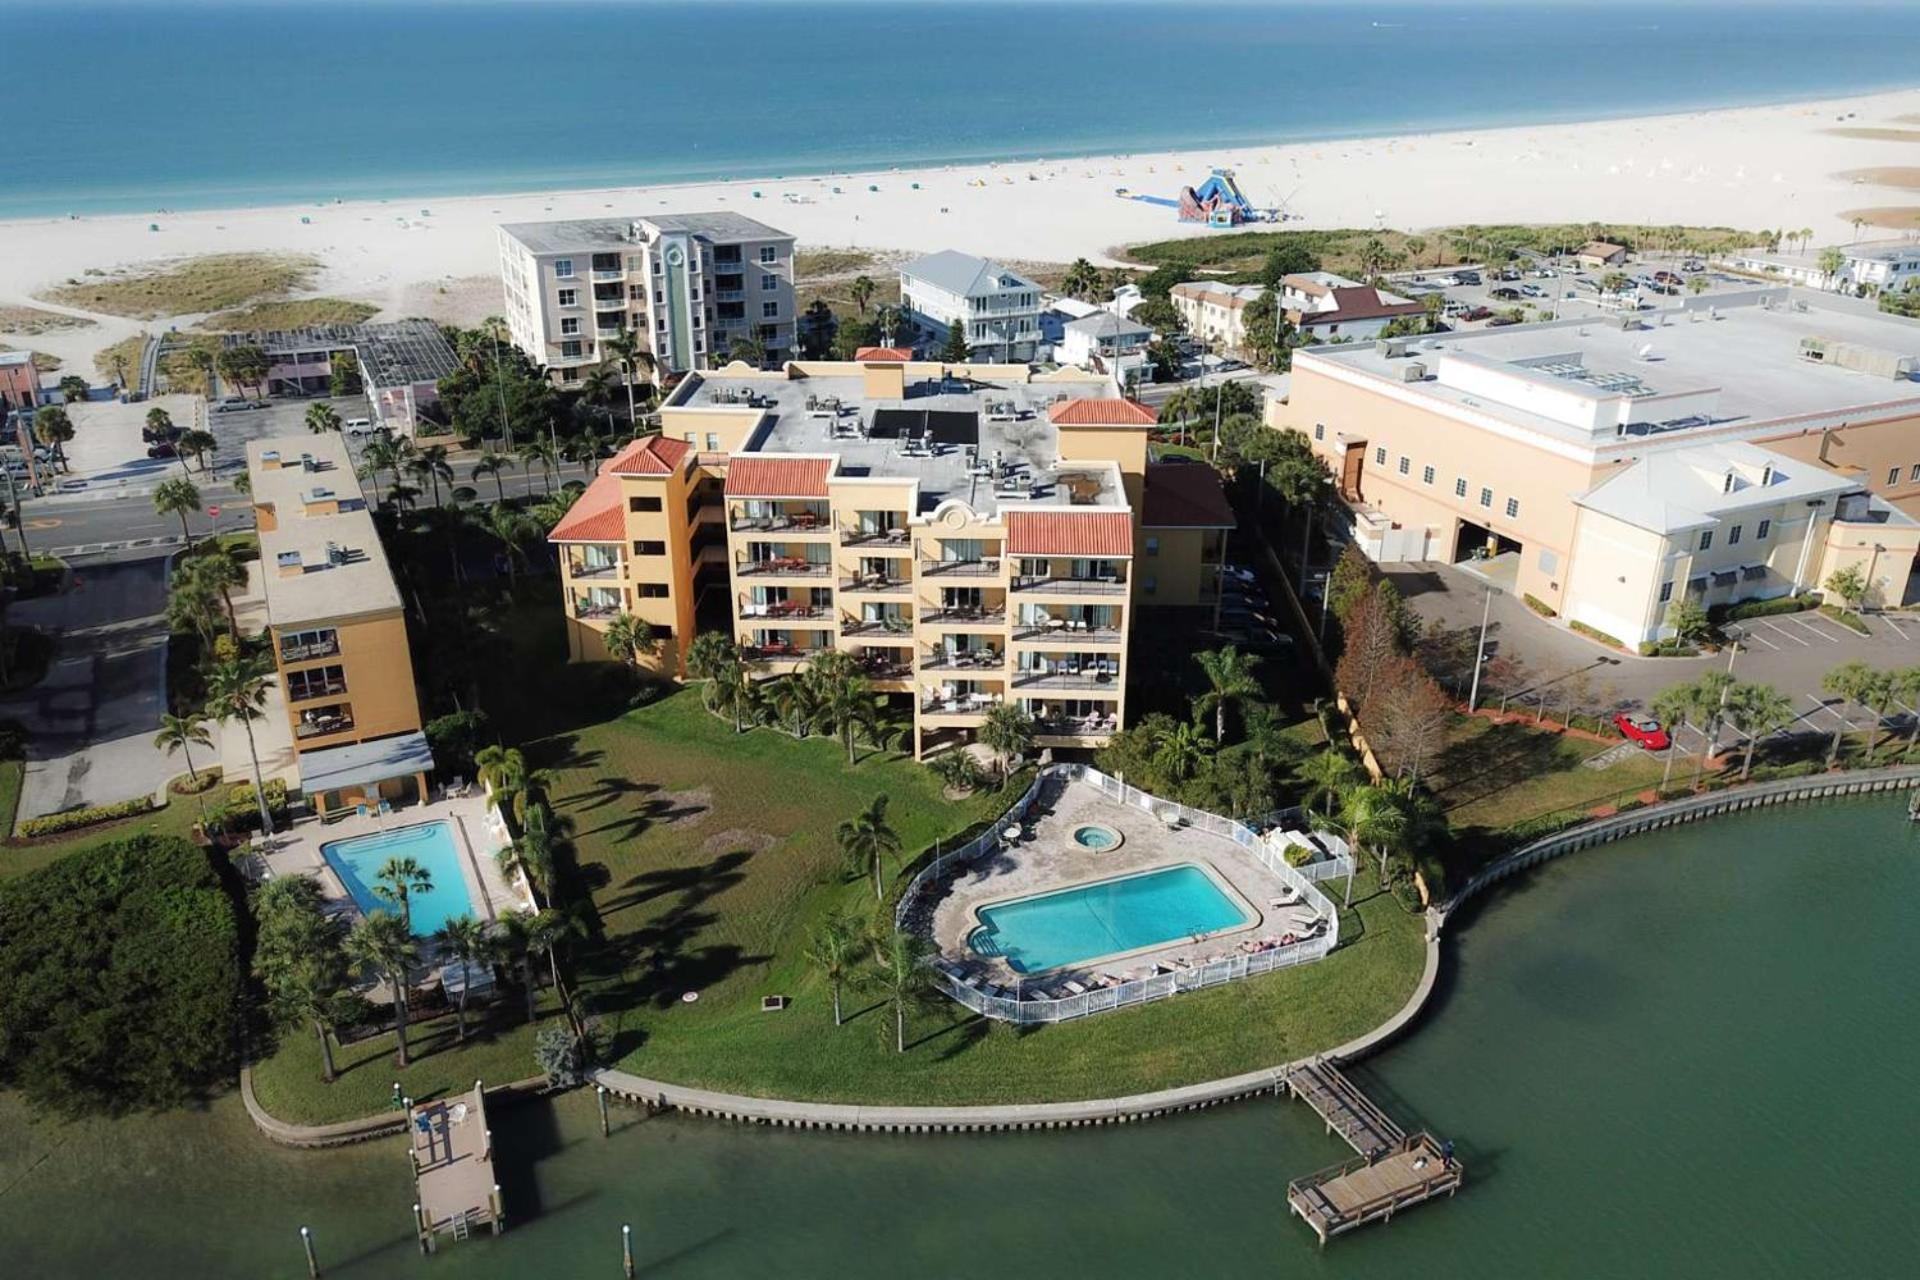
[895,763,1340,1024]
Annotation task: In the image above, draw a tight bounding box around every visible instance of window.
[560,340,581,358]
[1659,581,1674,603]
[1890,466,1902,486]
[759,246,777,264]
[1455,477,1468,498]
[561,368,579,384]
[1141,576,1157,595]
[1422,465,1435,485]
[1479,487,1493,509]
[636,583,669,599]
[1756,518,1771,540]
[1374,447,1387,466]
[705,433,719,451]
[628,496,662,513]
[1505,497,1519,519]
[631,540,666,556]
[1397,455,1410,476]
[560,317,579,336]
[1314,423,1325,441]
[557,288,577,307]
[1728,524,1743,545]
[286,665,346,703]
[279,628,339,661]
[1911,463,1920,483]
[761,274,778,291]
[553,258,575,278]
[762,301,779,318]
[1144,536,1160,556]
[1698,530,1713,551]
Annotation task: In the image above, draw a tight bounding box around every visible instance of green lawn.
[0,779,206,883]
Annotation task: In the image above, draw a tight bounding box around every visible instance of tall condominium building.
[1268,289,1920,646]
[549,355,1234,756]
[246,434,434,814]
[497,212,797,385]
[899,251,1045,362]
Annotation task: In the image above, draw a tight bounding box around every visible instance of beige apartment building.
[246,435,433,813]
[497,211,797,385]
[1269,290,1920,646]
[550,356,1233,756]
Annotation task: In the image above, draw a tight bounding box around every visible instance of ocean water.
[1,0,1917,219]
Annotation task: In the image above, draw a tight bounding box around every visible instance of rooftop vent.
[260,450,281,469]
[1398,361,1427,383]
[326,541,348,566]
[1374,338,1410,358]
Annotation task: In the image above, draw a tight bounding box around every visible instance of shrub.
[1522,593,1557,618]
[1569,620,1626,650]
[1637,639,1699,657]
[1716,593,1813,623]
[18,795,156,838]
[1818,604,1870,636]
[212,778,289,833]
[1283,843,1315,868]
[0,835,240,1115]
[424,708,493,778]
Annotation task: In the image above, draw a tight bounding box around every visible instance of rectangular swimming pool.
[968,863,1251,974]
[320,821,480,937]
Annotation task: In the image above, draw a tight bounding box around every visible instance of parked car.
[1652,270,1683,286]
[1490,287,1522,301]
[1681,260,1705,273]
[1462,306,1493,322]
[343,417,376,435]
[1520,284,1545,298]
[1443,300,1473,318]
[1485,315,1521,327]
[1454,270,1482,285]
[146,442,178,459]
[1613,713,1672,752]
[141,423,182,444]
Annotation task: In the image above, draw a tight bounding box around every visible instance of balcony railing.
[922,607,1007,627]
[840,527,910,548]
[921,558,1003,579]
[840,575,910,594]
[287,678,348,703]
[920,694,1003,716]
[1011,575,1127,595]
[731,512,830,533]
[294,709,355,740]
[840,617,913,637]
[737,558,833,577]
[739,602,831,621]
[1012,669,1122,691]
[280,638,340,663]
[573,600,621,620]
[594,296,629,311]
[1012,622,1124,644]
[742,643,825,663]
[715,289,745,302]
[855,656,914,680]
[1032,713,1120,737]
[567,560,622,580]
[921,650,1004,672]
[592,268,625,281]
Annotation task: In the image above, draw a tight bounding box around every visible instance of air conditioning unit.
[1398,362,1427,383]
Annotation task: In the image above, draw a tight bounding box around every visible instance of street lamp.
[1466,583,1500,712]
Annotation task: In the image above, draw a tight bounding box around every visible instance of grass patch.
[41,253,320,320]
[92,333,146,386]
[204,297,378,332]
[249,1002,549,1126]
[0,304,95,335]
[0,757,20,843]
[1819,604,1871,635]
[794,249,885,279]
[1,793,204,884]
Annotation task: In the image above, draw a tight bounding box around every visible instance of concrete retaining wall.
[240,1065,549,1149]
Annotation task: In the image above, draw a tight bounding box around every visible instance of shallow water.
[5,798,1917,1277]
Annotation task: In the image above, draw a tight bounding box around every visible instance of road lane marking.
[1758,618,1809,646]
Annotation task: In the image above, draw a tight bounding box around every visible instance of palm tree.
[1821,660,1878,766]
[865,928,933,1053]
[184,544,246,633]
[771,674,824,739]
[498,800,556,901]
[153,476,202,547]
[728,334,770,368]
[979,703,1035,780]
[709,658,757,734]
[304,402,341,434]
[1650,683,1696,791]
[407,444,453,507]
[345,912,420,1067]
[1893,666,1920,758]
[253,877,351,1082]
[518,437,557,495]
[1062,257,1099,300]
[471,449,511,505]
[386,479,421,512]
[805,912,861,1027]
[1726,682,1794,781]
[525,906,587,1032]
[601,328,657,424]
[1192,645,1263,743]
[1296,749,1361,818]
[481,505,538,584]
[359,434,413,503]
[495,909,544,1023]
[848,275,877,316]
[602,612,658,670]
[812,653,874,764]
[372,855,433,931]
[204,655,276,834]
[1152,719,1214,784]
[838,793,902,900]
[435,915,494,1043]
[578,364,619,433]
[1339,783,1409,884]
[31,405,74,471]
[177,428,219,475]
[685,631,735,683]
[153,711,213,787]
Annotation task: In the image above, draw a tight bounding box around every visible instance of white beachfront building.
[1726,239,1920,294]
[1059,310,1154,378]
[899,250,1044,362]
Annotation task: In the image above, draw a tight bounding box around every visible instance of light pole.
[1466,583,1499,712]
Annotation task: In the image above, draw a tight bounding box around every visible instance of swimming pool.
[320,821,480,937]
[968,863,1251,974]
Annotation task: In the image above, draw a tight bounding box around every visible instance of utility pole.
[1466,583,1498,713]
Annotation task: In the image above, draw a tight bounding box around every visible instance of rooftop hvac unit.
[1636,344,1655,361]
[1397,361,1427,383]
[1618,315,1638,331]
[1374,338,1409,358]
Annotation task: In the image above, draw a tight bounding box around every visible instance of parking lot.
[1389,256,1759,331]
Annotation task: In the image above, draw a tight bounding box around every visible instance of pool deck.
[925,777,1323,988]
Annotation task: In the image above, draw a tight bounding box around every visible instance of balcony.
[921,650,1004,672]
[737,557,833,578]
[715,289,745,303]
[1011,620,1124,644]
[294,706,355,740]
[594,296,629,311]
[567,558,623,580]
[840,527,910,548]
[1011,574,1127,595]
[853,654,914,680]
[840,617,913,639]
[1013,667,1121,692]
[920,692,1003,716]
[922,607,1006,627]
[840,574,910,594]
[739,602,831,622]
[592,269,625,282]
[741,642,826,664]
[1031,712,1120,738]
[572,597,621,620]
[280,638,340,663]
[287,676,348,703]
[921,558,1003,579]
[731,509,830,534]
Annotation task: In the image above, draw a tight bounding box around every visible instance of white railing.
[895,763,1340,1024]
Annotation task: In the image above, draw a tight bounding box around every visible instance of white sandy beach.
[6,86,1920,369]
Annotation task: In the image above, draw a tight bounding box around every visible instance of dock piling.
[299,1225,319,1278]
[623,1223,636,1278]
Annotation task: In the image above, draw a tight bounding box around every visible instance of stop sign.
[207,505,221,517]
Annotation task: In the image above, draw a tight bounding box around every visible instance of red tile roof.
[548,472,627,544]
[1006,510,1135,558]
[605,434,691,476]
[1048,397,1158,427]
[725,456,832,498]
[1143,462,1237,529]
[854,346,915,362]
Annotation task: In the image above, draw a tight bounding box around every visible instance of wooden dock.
[409,1082,504,1251]
[1282,1059,1462,1245]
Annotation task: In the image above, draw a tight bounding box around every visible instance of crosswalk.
[45,534,189,559]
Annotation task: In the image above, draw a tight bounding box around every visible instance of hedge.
[1568,620,1626,650]
[210,778,290,834]
[18,795,156,838]
[1715,593,1814,623]
[1522,593,1557,618]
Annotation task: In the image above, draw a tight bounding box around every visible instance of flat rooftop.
[246,434,403,627]
[1304,291,1920,453]
[500,210,792,255]
[680,369,1127,515]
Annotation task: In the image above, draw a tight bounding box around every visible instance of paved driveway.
[2,559,174,822]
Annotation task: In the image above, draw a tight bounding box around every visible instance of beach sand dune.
[6,85,1920,365]
[1834,167,1920,191]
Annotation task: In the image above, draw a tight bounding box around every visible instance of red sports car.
[1613,713,1671,751]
